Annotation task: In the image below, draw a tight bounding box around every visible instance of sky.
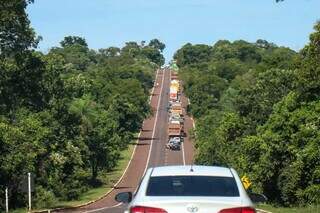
[27,0,320,62]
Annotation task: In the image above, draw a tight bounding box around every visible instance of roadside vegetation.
[258,204,320,213]
[0,0,165,210]
[175,23,320,207]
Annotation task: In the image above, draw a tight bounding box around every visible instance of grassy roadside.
[58,142,135,208]
[258,204,320,213]
[12,140,136,213]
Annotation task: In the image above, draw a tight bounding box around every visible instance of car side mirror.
[115,192,132,203]
[249,193,267,203]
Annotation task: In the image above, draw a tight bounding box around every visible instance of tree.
[242,93,320,205]
[0,52,47,116]
[50,37,95,71]
[121,41,141,57]
[0,0,164,208]
[0,0,39,57]
[141,46,165,66]
[175,32,320,206]
[98,47,120,57]
[60,36,88,48]
[174,43,212,67]
[296,22,320,100]
[149,39,166,52]
[236,68,296,125]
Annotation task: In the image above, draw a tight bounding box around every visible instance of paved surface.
[57,68,195,213]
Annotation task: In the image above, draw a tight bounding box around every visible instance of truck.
[168,121,183,138]
[169,88,178,101]
[171,72,179,80]
[171,102,183,115]
[170,80,180,92]
[169,113,184,124]
[171,105,183,115]
[170,119,184,131]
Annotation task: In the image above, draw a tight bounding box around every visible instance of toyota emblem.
[187,206,199,212]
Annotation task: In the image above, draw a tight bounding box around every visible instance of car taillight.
[130,206,168,213]
[219,207,256,213]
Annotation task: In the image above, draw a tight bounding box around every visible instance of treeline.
[0,0,165,210]
[174,23,320,206]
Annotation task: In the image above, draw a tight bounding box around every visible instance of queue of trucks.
[166,72,184,150]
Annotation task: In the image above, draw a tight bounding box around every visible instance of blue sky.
[27,0,320,62]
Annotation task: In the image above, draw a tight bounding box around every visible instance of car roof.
[169,137,180,140]
[170,120,180,124]
[150,165,234,177]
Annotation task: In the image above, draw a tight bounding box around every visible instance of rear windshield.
[146,176,239,197]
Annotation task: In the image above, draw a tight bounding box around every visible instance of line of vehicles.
[166,72,185,151]
[114,68,267,213]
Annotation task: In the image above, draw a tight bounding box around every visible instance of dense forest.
[0,0,165,210]
[174,23,320,206]
[1,0,318,210]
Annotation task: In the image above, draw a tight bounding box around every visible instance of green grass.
[11,140,136,212]
[257,204,320,213]
[57,142,135,208]
[11,208,28,213]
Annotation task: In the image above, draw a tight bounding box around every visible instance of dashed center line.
[164,150,168,166]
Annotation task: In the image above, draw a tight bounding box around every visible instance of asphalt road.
[56,68,194,213]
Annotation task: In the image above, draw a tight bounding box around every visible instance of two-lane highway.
[147,68,185,168]
[58,68,193,213]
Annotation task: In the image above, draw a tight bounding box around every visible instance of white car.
[169,137,181,143]
[115,165,266,213]
[166,137,182,150]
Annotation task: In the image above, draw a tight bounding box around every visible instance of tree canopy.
[175,22,320,206]
[0,1,165,209]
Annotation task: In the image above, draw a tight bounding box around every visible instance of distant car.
[166,138,181,150]
[169,100,180,105]
[169,113,184,122]
[169,137,181,143]
[116,165,266,213]
[170,118,183,125]
[167,137,181,148]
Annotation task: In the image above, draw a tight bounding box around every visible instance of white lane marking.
[181,141,186,165]
[113,69,160,189]
[173,69,186,166]
[149,69,159,104]
[164,149,168,166]
[79,70,162,213]
[112,127,142,189]
[143,69,165,175]
[191,117,195,129]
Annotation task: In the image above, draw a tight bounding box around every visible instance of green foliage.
[246,94,320,205]
[0,0,38,56]
[0,2,165,210]
[120,40,165,66]
[0,52,46,115]
[295,21,320,100]
[174,43,212,67]
[60,36,88,48]
[34,186,58,209]
[176,22,320,206]
[149,39,166,52]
